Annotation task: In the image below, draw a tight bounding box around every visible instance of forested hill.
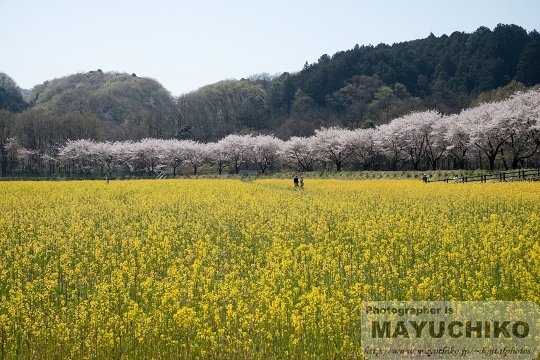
[1,23,540,144]
[177,23,540,140]
[295,23,540,104]
[25,70,176,140]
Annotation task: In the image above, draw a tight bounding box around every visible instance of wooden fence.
[433,169,540,183]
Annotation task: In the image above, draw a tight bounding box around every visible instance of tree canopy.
[0,72,27,113]
[27,70,176,140]
[2,22,540,162]
[175,24,540,140]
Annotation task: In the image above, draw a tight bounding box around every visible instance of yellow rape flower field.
[0,179,539,359]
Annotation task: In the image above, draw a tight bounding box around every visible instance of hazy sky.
[1,0,539,96]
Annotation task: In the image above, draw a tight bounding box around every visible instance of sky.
[1,0,539,97]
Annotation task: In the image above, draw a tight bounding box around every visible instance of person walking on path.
[293,175,299,188]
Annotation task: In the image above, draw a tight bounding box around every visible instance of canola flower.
[0,179,539,359]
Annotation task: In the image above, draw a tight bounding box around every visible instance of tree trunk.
[0,148,6,176]
[487,154,496,171]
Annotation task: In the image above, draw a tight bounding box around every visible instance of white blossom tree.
[528,92,540,148]
[311,127,356,171]
[130,138,166,174]
[349,128,379,170]
[250,135,284,173]
[444,114,471,169]
[50,89,540,176]
[181,140,207,175]
[500,91,540,169]
[160,139,185,176]
[206,141,230,175]
[466,102,511,170]
[90,141,123,178]
[420,111,446,170]
[219,134,252,174]
[389,111,439,170]
[375,122,407,171]
[57,139,96,175]
[281,136,318,172]
[114,141,137,174]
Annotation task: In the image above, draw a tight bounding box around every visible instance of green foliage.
[174,125,193,140]
[176,79,269,141]
[175,23,540,140]
[516,30,540,86]
[470,80,526,107]
[0,72,27,113]
[26,71,176,140]
[284,23,539,116]
[360,119,375,129]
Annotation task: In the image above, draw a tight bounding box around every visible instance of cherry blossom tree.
[219,134,252,174]
[57,139,96,175]
[467,102,511,171]
[311,127,356,171]
[181,140,207,175]
[387,111,440,171]
[114,141,137,174]
[207,141,230,175]
[129,138,166,174]
[519,92,540,169]
[443,114,471,169]
[92,141,124,178]
[375,122,407,171]
[250,135,284,173]
[420,111,446,170]
[159,139,185,176]
[500,90,540,168]
[281,136,318,172]
[50,89,540,176]
[349,128,379,170]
